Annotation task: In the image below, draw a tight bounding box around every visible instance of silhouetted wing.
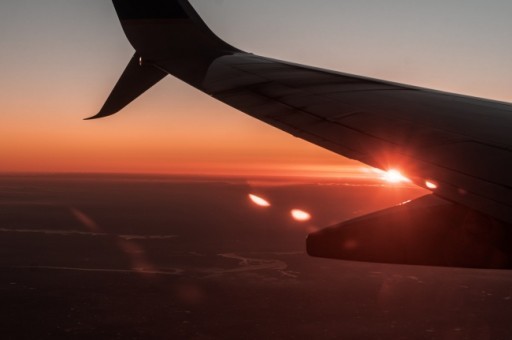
[95,0,512,227]
[198,54,512,224]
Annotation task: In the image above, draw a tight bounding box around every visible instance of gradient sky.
[1,0,511,176]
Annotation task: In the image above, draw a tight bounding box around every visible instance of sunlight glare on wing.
[291,209,311,222]
[248,194,271,207]
[381,169,410,184]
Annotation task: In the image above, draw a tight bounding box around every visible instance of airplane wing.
[91,0,512,268]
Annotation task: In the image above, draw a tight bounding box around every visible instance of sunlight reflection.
[291,209,311,222]
[425,180,438,189]
[381,169,410,184]
[248,194,271,207]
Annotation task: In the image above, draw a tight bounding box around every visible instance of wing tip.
[83,114,100,121]
[83,109,117,121]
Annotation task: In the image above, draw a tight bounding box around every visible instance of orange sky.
[0,80,356,176]
[1,1,511,178]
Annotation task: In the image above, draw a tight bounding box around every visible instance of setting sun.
[381,169,410,184]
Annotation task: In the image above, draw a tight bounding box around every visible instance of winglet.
[90,0,239,119]
[86,53,167,120]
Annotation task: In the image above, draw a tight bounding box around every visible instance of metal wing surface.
[91,0,512,268]
[200,54,512,224]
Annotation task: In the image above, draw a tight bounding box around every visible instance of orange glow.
[425,180,438,189]
[381,169,410,184]
[291,209,311,221]
[248,194,271,207]
[2,1,511,179]
[0,113,361,177]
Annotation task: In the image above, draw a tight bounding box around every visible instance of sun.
[381,169,410,184]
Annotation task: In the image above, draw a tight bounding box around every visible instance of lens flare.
[381,169,410,183]
[425,180,438,189]
[248,194,271,207]
[291,209,311,221]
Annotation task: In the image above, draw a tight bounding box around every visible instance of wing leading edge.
[92,0,512,268]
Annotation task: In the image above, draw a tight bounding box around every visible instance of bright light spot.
[291,209,311,222]
[381,169,410,183]
[248,194,271,207]
[425,180,438,189]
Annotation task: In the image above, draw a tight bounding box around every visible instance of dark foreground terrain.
[0,174,511,339]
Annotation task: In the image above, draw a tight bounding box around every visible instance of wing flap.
[307,194,512,269]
